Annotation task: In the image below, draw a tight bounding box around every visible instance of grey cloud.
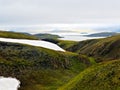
[0,0,120,25]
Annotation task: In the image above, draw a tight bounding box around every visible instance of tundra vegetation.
[0,31,120,90]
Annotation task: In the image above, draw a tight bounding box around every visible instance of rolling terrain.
[60,35,120,62]
[56,35,120,90]
[0,41,91,90]
[43,35,120,90]
[0,31,120,90]
[58,60,120,90]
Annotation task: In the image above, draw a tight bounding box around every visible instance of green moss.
[89,57,96,65]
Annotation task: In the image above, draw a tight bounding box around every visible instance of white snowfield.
[0,38,65,90]
[0,38,65,52]
[0,77,20,90]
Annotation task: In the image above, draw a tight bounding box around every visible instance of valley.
[0,31,119,90]
[1,0,120,89]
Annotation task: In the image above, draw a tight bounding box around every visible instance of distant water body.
[59,35,105,41]
[51,33,105,41]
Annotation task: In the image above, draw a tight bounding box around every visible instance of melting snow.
[0,77,20,90]
[0,38,65,90]
[0,38,65,52]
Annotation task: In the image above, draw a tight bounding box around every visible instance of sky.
[0,0,120,33]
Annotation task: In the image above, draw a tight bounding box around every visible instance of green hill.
[0,41,91,90]
[64,35,120,62]
[1,31,120,90]
[58,59,120,90]
[0,31,37,39]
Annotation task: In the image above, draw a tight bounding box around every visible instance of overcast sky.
[0,0,120,25]
[0,0,120,33]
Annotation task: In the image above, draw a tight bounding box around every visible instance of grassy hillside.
[58,60,120,90]
[0,31,38,39]
[1,31,120,90]
[57,40,78,50]
[0,41,91,90]
[65,35,120,62]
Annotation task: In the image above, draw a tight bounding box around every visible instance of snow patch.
[0,38,65,52]
[0,77,20,90]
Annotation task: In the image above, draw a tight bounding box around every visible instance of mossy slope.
[66,35,120,62]
[0,31,37,39]
[58,60,120,90]
[0,41,90,90]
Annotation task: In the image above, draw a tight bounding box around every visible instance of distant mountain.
[80,32,88,34]
[34,33,61,39]
[84,32,119,37]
